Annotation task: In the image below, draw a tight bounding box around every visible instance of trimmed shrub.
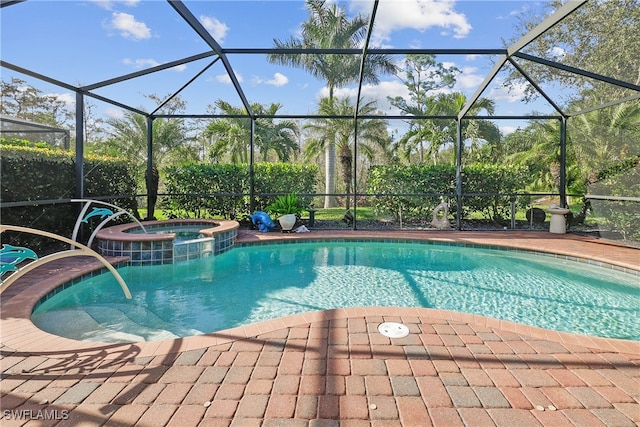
[368,164,456,220]
[461,164,529,222]
[163,163,318,219]
[1,141,138,252]
[367,163,528,222]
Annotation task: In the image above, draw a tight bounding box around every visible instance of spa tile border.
[95,219,239,264]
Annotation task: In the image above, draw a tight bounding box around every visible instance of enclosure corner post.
[146,116,154,219]
[560,116,567,208]
[75,91,85,200]
[249,117,256,213]
[455,117,463,230]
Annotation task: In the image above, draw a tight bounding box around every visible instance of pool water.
[129,227,205,242]
[32,241,640,342]
[172,230,205,242]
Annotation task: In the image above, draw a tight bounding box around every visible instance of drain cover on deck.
[378,322,410,338]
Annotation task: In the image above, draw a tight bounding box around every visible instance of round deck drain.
[378,322,410,338]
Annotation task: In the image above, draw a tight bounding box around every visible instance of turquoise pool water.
[32,241,639,342]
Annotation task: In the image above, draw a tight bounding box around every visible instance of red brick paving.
[1,231,639,426]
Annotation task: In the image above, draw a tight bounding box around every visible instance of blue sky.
[1,0,560,134]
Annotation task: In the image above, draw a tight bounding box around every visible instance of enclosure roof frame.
[1,0,637,122]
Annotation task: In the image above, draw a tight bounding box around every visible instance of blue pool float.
[250,211,275,232]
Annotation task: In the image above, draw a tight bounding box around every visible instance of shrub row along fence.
[3,140,638,243]
[1,144,138,251]
[368,163,530,223]
[163,163,319,219]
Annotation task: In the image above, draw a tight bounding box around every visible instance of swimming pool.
[31,241,639,342]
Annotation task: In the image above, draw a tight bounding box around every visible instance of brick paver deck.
[1,230,639,426]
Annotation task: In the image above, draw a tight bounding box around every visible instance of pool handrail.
[0,224,132,299]
[70,199,147,250]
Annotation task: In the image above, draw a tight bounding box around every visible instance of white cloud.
[105,107,125,119]
[353,0,472,45]
[500,125,518,135]
[454,67,485,91]
[107,12,151,40]
[254,72,289,87]
[549,46,566,59]
[488,80,529,102]
[497,4,530,20]
[122,58,186,72]
[92,0,140,11]
[216,73,243,84]
[123,58,158,68]
[200,15,229,43]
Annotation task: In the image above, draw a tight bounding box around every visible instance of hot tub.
[96,219,239,265]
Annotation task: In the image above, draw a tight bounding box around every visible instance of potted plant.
[266,193,303,231]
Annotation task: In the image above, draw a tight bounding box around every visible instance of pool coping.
[1,230,639,358]
[94,218,239,242]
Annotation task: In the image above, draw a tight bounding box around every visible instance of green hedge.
[368,164,456,220]
[367,163,528,222]
[461,164,529,221]
[163,163,318,219]
[588,157,640,241]
[1,140,138,252]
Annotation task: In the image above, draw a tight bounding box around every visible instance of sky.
[1,0,565,135]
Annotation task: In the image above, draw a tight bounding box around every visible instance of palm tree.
[395,92,498,165]
[204,100,251,163]
[268,0,397,207]
[254,103,300,162]
[389,54,460,164]
[101,96,192,219]
[204,100,300,163]
[304,96,389,211]
[393,100,449,164]
[503,120,565,192]
[435,92,499,163]
[570,101,640,175]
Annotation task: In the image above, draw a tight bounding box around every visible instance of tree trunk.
[340,151,353,211]
[324,142,337,208]
[146,165,159,220]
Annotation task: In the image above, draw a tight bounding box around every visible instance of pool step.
[31,309,146,343]
[106,303,203,338]
[31,305,192,343]
[84,306,182,342]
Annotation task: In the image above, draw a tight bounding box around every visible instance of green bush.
[1,143,138,252]
[588,157,640,241]
[461,164,529,221]
[367,163,528,222]
[368,164,456,220]
[265,193,304,217]
[163,163,318,219]
[163,163,248,219]
[252,163,317,210]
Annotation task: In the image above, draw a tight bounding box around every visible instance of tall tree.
[1,77,74,145]
[304,96,389,211]
[99,95,194,219]
[388,55,459,164]
[435,92,499,164]
[568,100,640,185]
[203,100,300,163]
[268,0,397,207]
[505,0,639,102]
